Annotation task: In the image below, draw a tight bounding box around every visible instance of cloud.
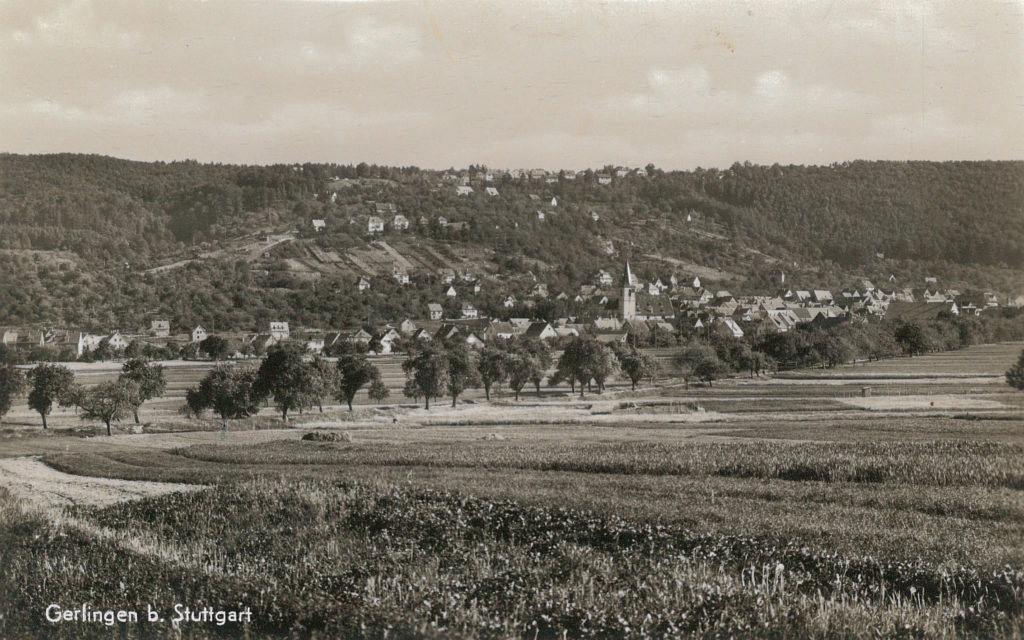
[0,0,1019,168]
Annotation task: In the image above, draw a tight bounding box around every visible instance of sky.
[1,0,1022,170]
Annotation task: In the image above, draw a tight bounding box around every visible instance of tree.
[402,345,449,409]
[516,339,552,396]
[585,341,619,393]
[255,345,315,421]
[553,338,589,397]
[505,351,536,401]
[200,335,230,360]
[368,379,390,405]
[445,344,481,407]
[308,356,338,412]
[0,364,27,423]
[119,358,167,423]
[27,363,75,429]
[336,353,383,411]
[185,365,261,428]
[618,349,658,391]
[477,346,509,401]
[893,322,931,357]
[1007,349,1024,392]
[74,380,140,436]
[673,342,727,388]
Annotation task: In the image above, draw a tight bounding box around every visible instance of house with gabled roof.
[428,303,443,320]
[392,214,409,230]
[523,322,557,340]
[367,216,384,233]
[456,185,473,196]
[191,326,208,343]
[461,302,478,319]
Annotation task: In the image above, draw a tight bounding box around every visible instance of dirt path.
[0,457,203,510]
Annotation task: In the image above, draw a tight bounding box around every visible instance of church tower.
[621,262,637,320]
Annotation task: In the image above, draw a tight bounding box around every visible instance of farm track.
[0,457,202,510]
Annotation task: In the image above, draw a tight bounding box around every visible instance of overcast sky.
[2,0,1022,170]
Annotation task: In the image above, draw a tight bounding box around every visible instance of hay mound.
[302,431,352,443]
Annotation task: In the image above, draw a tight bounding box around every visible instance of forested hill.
[0,153,1021,331]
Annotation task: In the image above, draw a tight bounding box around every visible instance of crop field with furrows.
[2,476,1022,639]
[0,342,1022,638]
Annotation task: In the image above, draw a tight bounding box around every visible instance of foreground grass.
[2,479,1022,639]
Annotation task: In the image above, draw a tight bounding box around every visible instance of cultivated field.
[0,342,1022,638]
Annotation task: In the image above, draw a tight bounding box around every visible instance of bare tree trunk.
[41,413,47,429]
[425,396,430,410]
[105,420,112,436]
[134,409,140,424]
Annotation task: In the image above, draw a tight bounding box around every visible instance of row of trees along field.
[0,358,166,435]
[3,336,1024,434]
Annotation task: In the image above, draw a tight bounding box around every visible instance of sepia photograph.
[1,0,1023,638]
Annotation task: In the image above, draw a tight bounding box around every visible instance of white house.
[358,277,371,292]
[456,186,473,196]
[591,211,600,222]
[107,332,129,351]
[367,216,384,233]
[445,286,457,297]
[536,210,545,221]
[393,268,410,285]
[597,174,612,185]
[393,214,409,230]
[191,326,208,343]
[312,219,326,233]
[269,322,290,340]
[461,303,478,319]
[550,197,558,207]
[485,187,499,197]
[427,303,443,320]
[503,295,516,308]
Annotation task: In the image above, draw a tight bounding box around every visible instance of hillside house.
[485,187,499,197]
[597,174,612,185]
[107,332,129,351]
[437,217,449,228]
[550,197,558,207]
[446,286,457,297]
[305,334,326,354]
[399,319,418,335]
[393,214,409,230]
[191,326,208,343]
[523,322,557,340]
[440,269,456,284]
[358,277,371,292]
[77,333,105,355]
[597,270,614,286]
[393,268,410,285]
[456,186,473,196]
[591,211,600,222]
[536,210,545,221]
[531,283,549,298]
[376,329,401,355]
[367,217,384,233]
[503,295,516,308]
[312,219,326,233]
[461,303,478,319]
[269,322,290,340]
[615,168,629,178]
[150,320,170,337]
[427,303,443,320]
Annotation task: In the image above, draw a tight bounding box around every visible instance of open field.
[0,342,1022,638]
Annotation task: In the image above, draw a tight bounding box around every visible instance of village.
[0,258,1004,364]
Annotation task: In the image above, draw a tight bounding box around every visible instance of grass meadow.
[0,342,1022,638]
